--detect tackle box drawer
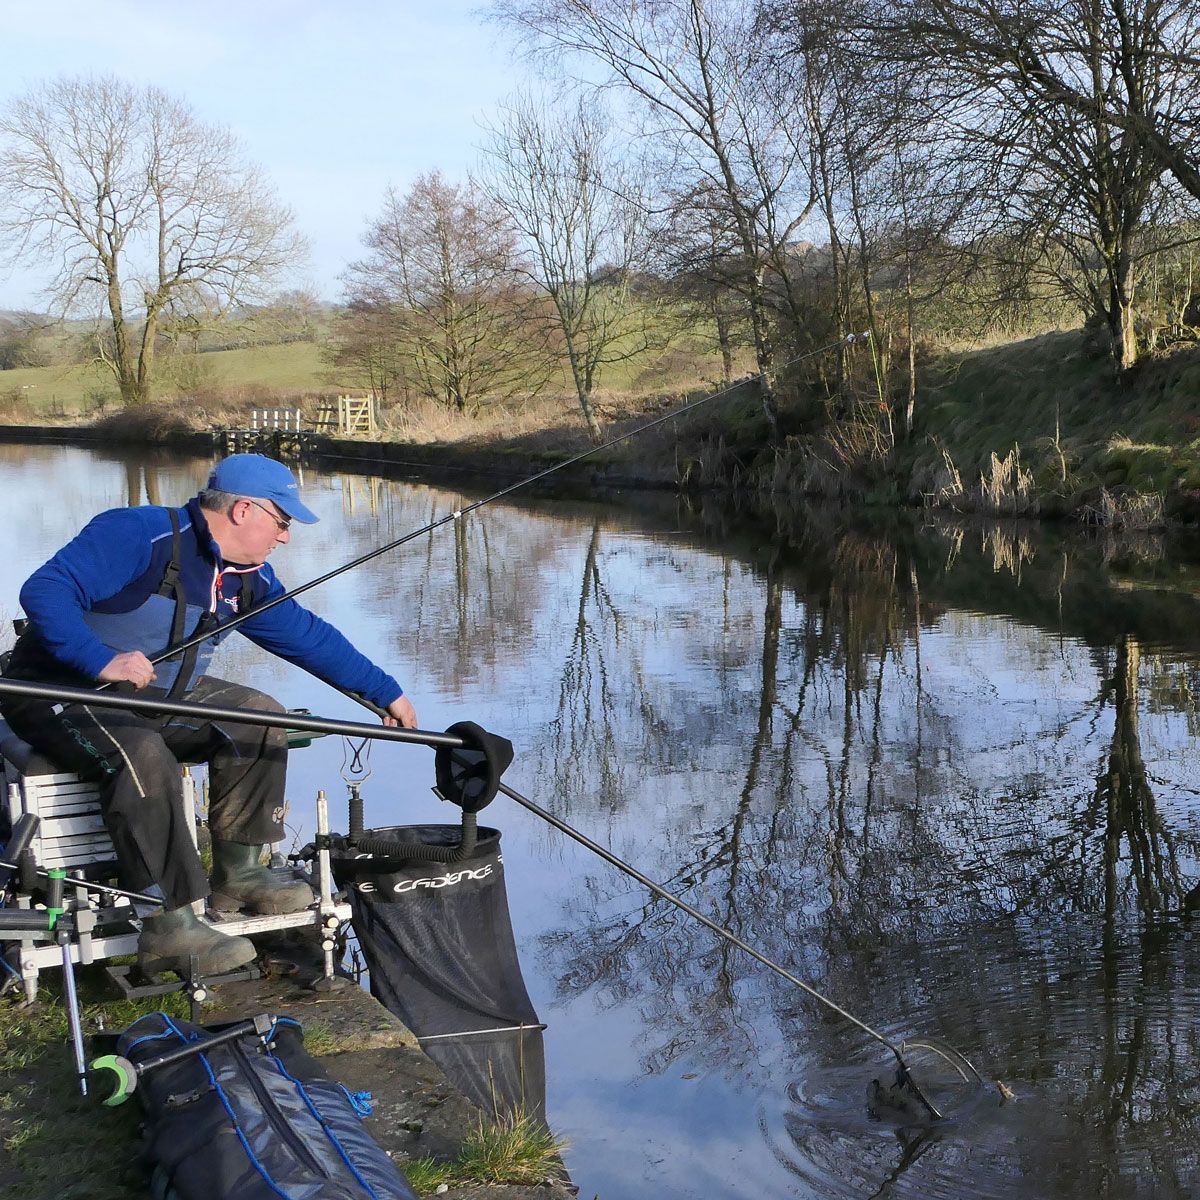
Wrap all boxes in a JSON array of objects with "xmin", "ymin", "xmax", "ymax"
[{"xmin": 1, "ymin": 723, "xmax": 115, "ymax": 872}]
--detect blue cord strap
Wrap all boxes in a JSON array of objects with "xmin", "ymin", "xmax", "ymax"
[
  {"xmin": 150, "ymin": 1014, "xmax": 297, "ymax": 1200},
  {"xmin": 341, "ymin": 1085, "xmax": 374, "ymax": 1117}
]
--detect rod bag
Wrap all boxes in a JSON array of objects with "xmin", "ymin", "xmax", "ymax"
[
  {"xmin": 332, "ymin": 824, "xmax": 546, "ymax": 1119},
  {"xmin": 111, "ymin": 1011, "xmax": 418, "ymax": 1200}
]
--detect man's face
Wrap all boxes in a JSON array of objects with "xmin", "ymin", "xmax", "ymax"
[{"xmin": 239, "ymin": 497, "xmax": 292, "ymax": 561}]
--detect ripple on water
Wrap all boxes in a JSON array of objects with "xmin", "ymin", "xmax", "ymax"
[{"xmin": 757, "ymin": 914, "xmax": 1200, "ymax": 1199}]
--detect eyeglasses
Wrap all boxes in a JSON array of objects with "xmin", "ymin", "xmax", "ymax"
[{"xmin": 248, "ymin": 499, "xmax": 291, "ymax": 532}]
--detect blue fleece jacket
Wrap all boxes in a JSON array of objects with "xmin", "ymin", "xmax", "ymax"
[{"xmin": 16, "ymin": 499, "xmax": 403, "ymax": 708}]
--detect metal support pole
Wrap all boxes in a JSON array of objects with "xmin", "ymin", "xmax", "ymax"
[
  {"xmin": 60, "ymin": 936, "xmax": 87, "ymax": 1096},
  {"xmin": 316, "ymin": 790, "xmax": 336, "ymax": 982}
]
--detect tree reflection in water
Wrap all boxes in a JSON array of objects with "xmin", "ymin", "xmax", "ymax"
[
  {"xmin": 528, "ymin": 507, "xmax": 1200, "ymax": 1197},
  {"xmin": 4, "ymin": 453, "xmax": 1200, "ymax": 1197}
]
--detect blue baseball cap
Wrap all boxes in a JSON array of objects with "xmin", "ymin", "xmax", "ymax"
[{"xmin": 207, "ymin": 454, "xmax": 320, "ymax": 524}]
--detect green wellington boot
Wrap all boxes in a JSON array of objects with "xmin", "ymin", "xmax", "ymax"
[
  {"xmin": 209, "ymin": 839, "xmax": 315, "ymax": 915},
  {"xmin": 137, "ymin": 905, "xmax": 257, "ymax": 976}
]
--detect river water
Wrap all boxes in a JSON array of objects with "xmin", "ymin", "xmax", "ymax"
[{"xmin": 2, "ymin": 442, "xmax": 1200, "ymax": 1199}]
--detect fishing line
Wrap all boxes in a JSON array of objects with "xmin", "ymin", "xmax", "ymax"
[
  {"xmin": 132, "ymin": 332, "xmax": 872, "ymax": 677},
  {"xmin": 8, "ymin": 333, "xmax": 983, "ymax": 1114},
  {"xmin": 0, "ymin": 677, "xmax": 979, "ymax": 1119}
]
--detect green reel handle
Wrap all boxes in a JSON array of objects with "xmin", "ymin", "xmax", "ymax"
[{"xmin": 89, "ymin": 1054, "xmax": 136, "ymax": 1106}]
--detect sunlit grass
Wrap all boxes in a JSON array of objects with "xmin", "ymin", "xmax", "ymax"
[
  {"xmin": 402, "ymin": 1108, "xmax": 568, "ymax": 1194},
  {"xmin": 298, "ymin": 1020, "xmax": 339, "ymax": 1056}
]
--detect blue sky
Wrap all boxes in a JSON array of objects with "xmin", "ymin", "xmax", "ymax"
[{"xmin": 0, "ymin": 0, "xmax": 528, "ymax": 309}]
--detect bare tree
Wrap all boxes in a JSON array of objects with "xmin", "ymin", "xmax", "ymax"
[
  {"xmin": 345, "ymin": 172, "xmax": 546, "ymax": 413},
  {"xmin": 240, "ymin": 288, "xmax": 324, "ymax": 346},
  {"xmin": 872, "ymin": 0, "xmax": 1200, "ymax": 370},
  {"xmin": 0, "ymin": 75, "xmax": 304, "ymax": 405},
  {"xmin": 0, "ymin": 312, "xmax": 52, "ymax": 370},
  {"xmin": 493, "ymin": 0, "xmax": 818, "ymax": 438},
  {"xmin": 482, "ymin": 94, "xmax": 653, "ymax": 441},
  {"xmin": 322, "ymin": 299, "xmax": 410, "ymax": 405},
  {"xmin": 655, "ymin": 183, "xmax": 753, "ymax": 385}
]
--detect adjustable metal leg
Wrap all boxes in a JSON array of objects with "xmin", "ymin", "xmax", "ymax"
[
  {"xmin": 313, "ymin": 790, "xmax": 350, "ymax": 991},
  {"xmin": 60, "ymin": 935, "xmax": 87, "ymax": 1096},
  {"xmin": 16, "ymin": 899, "xmax": 38, "ymax": 1004},
  {"xmin": 72, "ymin": 878, "xmax": 94, "ymax": 965}
]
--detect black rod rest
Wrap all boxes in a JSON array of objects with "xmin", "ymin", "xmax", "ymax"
[{"xmin": 0, "ymin": 812, "xmax": 39, "ymax": 896}]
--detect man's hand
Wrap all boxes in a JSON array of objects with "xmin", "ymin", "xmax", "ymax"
[
  {"xmin": 383, "ymin": 695, "xmax": 417, "ymax": 729},
  {"xmin": 98, "ymin": 650, "xmax": 157, "ymax": 690}
]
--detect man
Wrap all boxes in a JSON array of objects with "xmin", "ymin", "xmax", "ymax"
[{"xmin": 0, "ymin": 453, "xmax": 417, "ymax": 976}]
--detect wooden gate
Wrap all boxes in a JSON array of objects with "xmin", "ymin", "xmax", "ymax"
[{"xmin": 312, "ymin": 395, "xmax": 378, "ymax": 436}]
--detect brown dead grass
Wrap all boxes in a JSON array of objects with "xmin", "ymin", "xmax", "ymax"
[
  {"xmin": 380, "ymin": 391, "xmax": 588, "ymax": 445},
  {"xmin": 378, "ymin": 384, "xmax": 754, "ymax": 477}
]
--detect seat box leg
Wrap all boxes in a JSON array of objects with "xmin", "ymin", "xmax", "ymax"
[{"xmin": 19, "ymin": 941, "xmax": 38, "ymax": 1003}]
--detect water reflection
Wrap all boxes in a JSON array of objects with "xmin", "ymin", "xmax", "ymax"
[
  {"xmin": 517, "ymin": 504, "xmax": 1200, "ymax": 1197},
  {"xmin": 1, "ymin": 446, "xmax": 1199, "ymax": 1198},
  {"xmin": 1096, "ymin": 634, "xmax": 1185, "ymax": 918}
]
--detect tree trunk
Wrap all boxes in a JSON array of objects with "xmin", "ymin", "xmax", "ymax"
[
  {"xmin": 714, "ymin": 300, "xmax": 733, "ymax": 384},
  {"xmin": 903, "ymin": 254, "xmax": 917, "ymax": 438},
  {"xmin": 564, "ymin": 330, "xmax": 603, "ymax": 442},
  {"xmin": 134, "ymin": 308, "xmax": 160, "ymax": 406},
  {"xmin": 105, "ymin": 277, "xmax": 140, "ymax": 407},
  {"xmin": 746, "ymin": 268, "xmax": 779, "ymax": 439},
  {"xmin": 1110, "ymin": 293, "xmax": 1138, "ymax": 372}
]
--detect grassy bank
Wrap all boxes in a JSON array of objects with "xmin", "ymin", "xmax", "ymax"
[
  {"xmin": 4, "ymin": 326, "xmax": 1199, "ymax": 525},
  {"xmin": 0, "ymin": 964, "xmax": 570, "ymax": 1200},
  {"xmin": 905, "ymin": 331, "xmax": 1200, "ymax": 521},
  {"xmin": 0, "ymin": 975, "xmax": 189, "ymax": 1200}
]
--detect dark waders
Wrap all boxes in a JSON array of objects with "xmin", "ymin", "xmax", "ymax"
[{"xmin": 0, "ymin": 676, "xmax": 288, "ymax": 909}]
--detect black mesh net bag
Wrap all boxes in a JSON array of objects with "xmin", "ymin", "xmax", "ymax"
[{"xmin": 331, "ymin": 824, "xmax": 545, "ymax": 1120}]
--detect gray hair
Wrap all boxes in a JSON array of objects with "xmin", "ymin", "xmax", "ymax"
[{"xmin": 197, "ymin": 487, "xmax": 244, "ymax": 514}]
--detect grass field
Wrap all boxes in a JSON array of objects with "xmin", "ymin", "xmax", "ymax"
[
  {"xmin": 0, "ymin": 310, "xmax": 744, "ymax": 419},
  {"xmin": 198, "ymin": 342, "xmax": 329, "ymax": 391},
  {"xmin": 0, "ymin": 342, "xmax": 332, "ymax": 418}
]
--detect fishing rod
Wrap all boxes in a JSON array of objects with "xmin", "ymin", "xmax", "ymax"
[
  {"xmin": 130, "ymin": 332, "xmax": 871, "ymax": 676},
  {"xmin": 0, "ymin": 675, "xmax": 958, "ymax": 1119}
]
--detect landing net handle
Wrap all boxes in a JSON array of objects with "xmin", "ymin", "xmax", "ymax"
[{"xmin": 0, "ymin": 676, "xmax": 967, "ymax": 1118}]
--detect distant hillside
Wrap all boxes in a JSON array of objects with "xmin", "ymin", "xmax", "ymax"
[{"xmin": 0, "ymin": 341, "xmax": 330, "ymax": 418}]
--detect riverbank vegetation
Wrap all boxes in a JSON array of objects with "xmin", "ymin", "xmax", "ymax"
[
  {"xmin": 403, "ymin": 1109, "xmax": 568, "ymax": 1195},
  {"xmin": 4, "ymin": 3, "xmax": 1200, "ymax": 523}
]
